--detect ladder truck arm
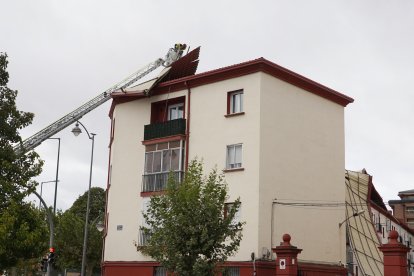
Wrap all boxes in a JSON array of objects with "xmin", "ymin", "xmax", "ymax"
[{"xmin": 15, "ymin": 44, "xmax": 187, "ymax": 154}]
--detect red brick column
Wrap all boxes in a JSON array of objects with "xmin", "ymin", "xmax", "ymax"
[
  {"xmin": 272, "ymin": 234, "xmax": 302, "ymax": 276},
  {"xmin": 378, "ymin": 230, "xmax": 410, "ymax": 276}
]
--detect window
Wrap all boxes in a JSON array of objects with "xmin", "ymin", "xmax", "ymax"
[
  {"xmin": 225, "ymin": 202, "xmax": 241, "ymax": 225},
  {"xmin": 407, "ymin": 218, "xmax": 414, "ymax": 227},
  {"xmin": 138, "ymin": 197, "xmax": 151, "ymax": 246},
  {"xmin": 223, "ymin": 267, "xmax": 240, "ymax": 276},
  {"xmin": 226, "ymin": 144, "xmax": 242, "ymax": 169},
  {"xmin": 168, "ymin": 103, "xmax": 184, "ymax": 120},
  {"xmin": 406, "ymin": 206, "xmax": 414, "ymax": 213},
  {"xmin": 154, "ymin": 267, "xmax": 167, "ymax": 276},
  {"xmin": 386, "ymin": 219, "xmax": 391, "ymax": 231},
  {"xmin": 145, "ymin": 141, "xmax": 182, "ymax": 174},
  {"xmin": 142, "ymin": 141, "xmax": 184, "ymax": 192},
  {"xmin": 142, "ymin": 197, "xmax": 151, "ymax": 227},
  {"xmin": 228, "ymin": 90, "xmax": 243, "ymax": 114},
  {"xmin": 151, "ymin": 97, "xmax": 185, "ymax": 123}
]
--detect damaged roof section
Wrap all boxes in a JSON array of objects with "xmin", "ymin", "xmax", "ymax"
[
  {"xmin": 109, "ymin": 47, "xmax": 201, "ymax": 117},
  {"xmin": 160, "ymin": 46, "xmax": 200, "ymax": 82},
  {"xmin": 345, "ymin": 170, "xmax": 384, "ymax": 276}
]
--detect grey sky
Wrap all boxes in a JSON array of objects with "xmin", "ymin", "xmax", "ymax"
[{"xmin": 2, "ymin": 0, "xmax": 414, "ymax": 210}]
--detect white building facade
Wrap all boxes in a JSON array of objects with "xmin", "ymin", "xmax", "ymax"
[{"xmin": 102, "ymin": 55, "xmax": 354, "ymax": 275}]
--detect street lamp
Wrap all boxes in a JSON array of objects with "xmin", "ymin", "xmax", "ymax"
[
  {"xmin": 47, "ymin": 137, "xmax": 61, "ymax": 216},
  {"xmin": 71, "ymin": 121, "xmax": 96, "ymax": 276},
  {"xmin": 38, "ymin": 180, "xmax": 59, "ymax": 209},
  {"xmin": 339, "ymin": 209, "xmax": 365, "ymax": 228}
]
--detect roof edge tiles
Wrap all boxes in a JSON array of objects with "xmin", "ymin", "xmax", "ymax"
[{"xmin": 154, "ymin": 57, "xmax": 354, "ymax": 107}]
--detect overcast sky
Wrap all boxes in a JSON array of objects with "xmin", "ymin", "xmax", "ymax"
[{"xmin": 2, "ymin": 0, "xmax": 414, "ymax": 211}]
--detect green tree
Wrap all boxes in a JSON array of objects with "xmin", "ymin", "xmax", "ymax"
[
  {"xmin": 138, "ymin": 160, "xmax": 244, "ymax": 276},
  {"xmin": 0, "ymin": 53, "xmax": 43, "ymax": 207},
  {"xmin": 0, "ymin": 52, "xmax": 45, "ymax": 271},
  {"xmin": 0, "ymin": 200, "xmax": 48, "ymax": 271},
  {"xmin": 54, "ymin": 187, "xmax": 105, "ymax": 276}
]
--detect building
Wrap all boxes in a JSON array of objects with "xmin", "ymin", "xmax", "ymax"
[
  {"xmin": 389, "ymin": 189, "xmax": 414, "ymax": 230},
  {"xmin": 345, "ymin": 170, "xmax": 414, "ymax": 276},
  {"xmin": 102, "ymin": 48, "xmax": 354, "ymax": 275}
]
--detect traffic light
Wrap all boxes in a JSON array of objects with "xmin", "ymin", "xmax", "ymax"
[{"xmin": 48, "ymin": 247, "xmax": 56, "ymax": 265}]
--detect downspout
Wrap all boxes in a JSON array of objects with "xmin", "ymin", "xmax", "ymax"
[
  {"xmin": 102, "ymin": 116, "xmax": 115, "ymax": 271},
  {"xmin": 271, "ymin": 200, "xmax": 277, "ymax": 250},
  {"xmin": 184, "ymin": 81, "xmax": 191, "ymax": 169}
]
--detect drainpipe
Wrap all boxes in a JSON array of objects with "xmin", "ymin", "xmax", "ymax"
[
  {"xmin": 271, "ymin": 199, "xmax": 277, "ymax": 251},
  {"xmin": 184, "ymin": 81, "xmax": 191, "ymax": 169}
]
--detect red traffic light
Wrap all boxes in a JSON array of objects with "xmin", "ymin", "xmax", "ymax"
[{"xmin": 49, "ymin": 247, "xmax": 55, "ymax": 253}]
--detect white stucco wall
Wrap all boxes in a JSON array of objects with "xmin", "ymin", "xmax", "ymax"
[
  {"xmin": 104, "ymin": 91, "xmax": 187, "ymax": 261},
  {"xmin": 259, "ymin": 73, "xmax": 346, "ymax": 263},
  {"xmin": 188, "ymin": 73, "xmax": 261, "ymax": 261}
]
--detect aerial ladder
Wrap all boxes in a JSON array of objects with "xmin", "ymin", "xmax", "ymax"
[{"xmin": 15, "ymin": 44, "xmax": 187, "ymax": 154}]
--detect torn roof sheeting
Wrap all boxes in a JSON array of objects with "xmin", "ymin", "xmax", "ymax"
[
  {"xmin": 345, "ymin": 170, "xmax": 384, "ymax": 276},
  {"xmin": 160, "ymin": 46, "xmax": 200, "ymax": 82},
  {"xmin": 111, "ymin": 47, "xmax": 200, "ymax": 96}
]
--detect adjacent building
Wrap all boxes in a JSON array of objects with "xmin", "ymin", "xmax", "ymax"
[
  {"xmin": 101, "ymin": 48, "xmax": 355, "ymax": 275},
  {"xmin": 389, "ymin": 189, "xmax": 414, "ymax": 230},
  {"xmin": 345, "ymin": 170, "xmax": 414, "ymax": 276}
]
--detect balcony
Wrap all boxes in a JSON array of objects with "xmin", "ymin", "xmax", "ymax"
[
  {"xmin": 142, "ymin": 171, "xmax": 184, "ymax": 192},
  {"xmin": 144, "ymin": 118, "xmax": 186, "ymax": 141}
]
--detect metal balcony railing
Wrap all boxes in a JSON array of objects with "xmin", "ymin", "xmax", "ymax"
[
  {"xmin": 144, "ymin": 118, "xmax": 186, "ymax": 140},
  {"xmin": 142, "ymin": 171, "xmax": 184, "ymax": 192}
]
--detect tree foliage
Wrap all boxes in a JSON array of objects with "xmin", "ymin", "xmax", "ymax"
[
  {"xmin": 54, "ymin": 187, "xmax": 105, "ymax": 276},
  {"xmin": 138, "ymin": 160, "xmax": 244, "ymax": 276},
  {"xmin": 0, "ymin": 52, "xmax": 43, "ymax": 206},
  {"xmin": 0, "ymin": 52, "xmax": 45, "ymax": 270},
  {"xmin": 0, "ymin": 200, "xmax": 48, "ymax": 271}
]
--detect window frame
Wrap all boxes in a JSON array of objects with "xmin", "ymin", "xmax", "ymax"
[
  {"xmin": 226, "ymin": 90, "xmax": 244, "ymax": 116},
  {"xmin": 168, "ymin": 103, "xmax": 184, "ymax": 121},
  {"xmin": 150, "ymin": 97, "xmax": 185, "ymax": 123},
  {"xmin": 226, "ymin": 144, "xmax": 243, "ymax": 170},
  {"xmin": 144, "ymin": 141, "xmax": 183, "ymax": 174}
]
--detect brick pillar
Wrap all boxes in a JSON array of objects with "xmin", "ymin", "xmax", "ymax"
[
  {"xmin": 378, "ymin": 230, "xmax": 410, "ymax": 276},
  {"xmin": 272, "ymin": 234, "xmax": 302, "ymax": 276}
]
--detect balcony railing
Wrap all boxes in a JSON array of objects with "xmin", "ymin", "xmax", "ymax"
[
  {"xmin": 137, "ymin": 229, "xmax": 151, "ymax": 247},
  {"xmin": 142, "ymin": 171, "xmax": 184, "ymax": 192},
  {"xmin": 144, "ymin": 118, "xmax": 186, "ymax": 141}
]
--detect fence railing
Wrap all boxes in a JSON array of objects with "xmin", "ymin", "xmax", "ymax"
[{"xmin": 144, "ymin": 118, "xmax": 186, "ymax": 140}]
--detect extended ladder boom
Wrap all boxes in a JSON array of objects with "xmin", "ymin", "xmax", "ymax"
[{"xmin": 16, "ymin": 44, "xmax": 187, "ymax": 153}]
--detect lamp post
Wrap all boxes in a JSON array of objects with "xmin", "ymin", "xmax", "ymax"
[
  {"xmin": 39, "ymin": 180, "xmax": 58, "ymax": 209},
  {"xmin": 71, "ymin": 121, "xmax": 96, "ymax": 276},
  {"xmin": 339, "ymin": 209, "xmax": 365, "ymax": 228},
  {"xmin": 47, "ymin": 137, "xmax": 61, "ymax": 216}
]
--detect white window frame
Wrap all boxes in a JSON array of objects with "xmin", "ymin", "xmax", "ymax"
[
  {"xmin": 226, "ymin": 144, "xmax": 242, "ymax": 169},
  {"xmin": 168, "ymin": 103, "xmax": 184, "ymax": 120},
  {"xmin": 144, "ymin": 141, "xmax": 183, "ymax": 174},
  {"xmin": 229, "ymin": 90, "xmax": 243, "ymax": 114}
]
